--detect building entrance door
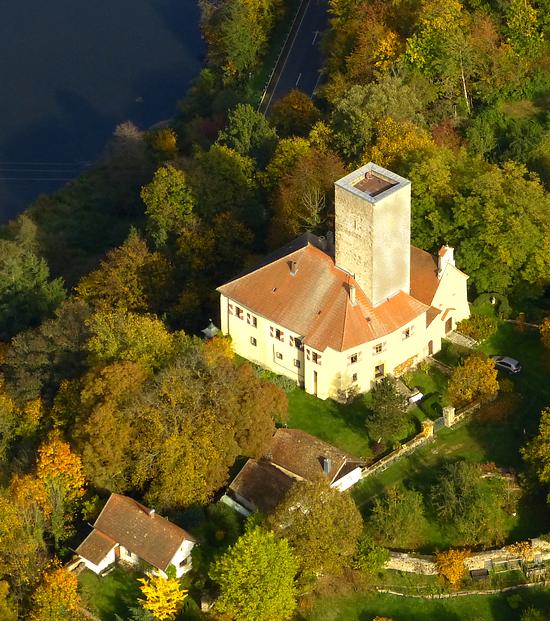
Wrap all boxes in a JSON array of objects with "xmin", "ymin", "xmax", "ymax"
[
  {"xmin": 428, "ymin": 340, "xmax": 433, "ymax": 355},
  {"xmin": 313, "ymin": 371, "xmax": 318, "ymax": 397}
]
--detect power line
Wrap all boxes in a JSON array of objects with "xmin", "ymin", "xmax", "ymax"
[
  {"xmin": 0, "ymin": 177, "xmax": 76, "ymax": 182},
  {"xmin": 0, "ymin": 160, "xmax": 90, "ymax": 166}
]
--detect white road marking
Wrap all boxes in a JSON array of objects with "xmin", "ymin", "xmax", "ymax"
[
  {"xmin": 263, "ymin": 0, "xmax": 312, "ymax": 114},
  {"xmin": 296, "ymin": 73, "xmax": 302, "ymax": 86},
  {"xmin": 312, "ymin": 71, "xmax": 322, "ymax": 95},
  {"xmin": 312, "ymin": 30, "xmax": 319, "ymax": 45}
]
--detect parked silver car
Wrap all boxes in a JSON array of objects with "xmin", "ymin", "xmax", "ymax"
[{"xmin": 490, "ymin": 355, "xmax": 522, "ymax": 374}]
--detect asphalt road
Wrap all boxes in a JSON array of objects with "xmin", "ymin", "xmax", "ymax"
[{"xmin": 261, "ymin": 0, "xmax": 328, "ymax": 115}]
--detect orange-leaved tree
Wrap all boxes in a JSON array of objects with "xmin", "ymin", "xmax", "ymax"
[
  {"xmin": 29, "ymin": 567, "xmax": 82, "ymax": 621},
  {"xmin": 436, "ymin": 549, "xmax": 470, "ymax": 587},
  {"xmin": 36, "ymin": 434, "xmax": 86, "ymax": 548}
]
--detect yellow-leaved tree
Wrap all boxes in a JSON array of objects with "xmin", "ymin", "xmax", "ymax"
[
  {"xmin": 435, "ymin": 549, "xmax": 470, "ymax": 587},
  {"xmin": 447, "ymin": 355, "xmax": 499, "ymax": 407},
  {"xmin": 366, "ymin": 117, "xmax": 435, "ymax": 170},
  {"xmin": 138, "ymin": 574, "xmax": 187, "ymax": 621},
  {"xmin": 37, "ymin": 434, "xmax": 86, "ymax": 503}
]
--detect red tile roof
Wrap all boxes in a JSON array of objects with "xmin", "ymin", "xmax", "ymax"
[
  {"xmin": 80, "ymin": 494, "xmax": 195, "ymax": 572},
  {"xmin": 268, "ymin": 428, "xmax": 362, "ymax": 483},
  {"xmin": 218, "ymin": 244, "xmax": 430, "ymax": 352},
  {"xmin": 229, "ymin": 459, "xmax": 295, "ymax": 514},
  {"xmin": 410, "ymin": 246, "xmax": 440, "ymax": 306},
  {"xmin": 76, "ymin": 529, "xmax": 116, "ymax": 566},
  {"xmin": 228, "ymin": 429, "xmax": 364, "ymax": 514}
]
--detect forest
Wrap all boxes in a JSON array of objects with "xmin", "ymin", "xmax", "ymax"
[{"xmin": 0, "ymin": 0, "xmax": 549, "ymax": 619}]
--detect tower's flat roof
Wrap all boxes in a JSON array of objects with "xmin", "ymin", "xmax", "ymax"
[{"xmin": 335, "ymin": 162, "xmax": 410, "ymax": 202}]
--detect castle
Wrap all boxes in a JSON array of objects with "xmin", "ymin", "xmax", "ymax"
[{"xmin": 217, "ymin": 163, "xmax": 469, "ymax": 400}]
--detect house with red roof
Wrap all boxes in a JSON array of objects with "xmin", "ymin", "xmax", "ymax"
[
  {"xmin": 76, "ymin": 493, "xmax": 196, "ymax": 578},
  {"xmin": 222, "ymin": 428, "xmax": 365, "ymax": 516},
  {"xmin": 217, "ymin": 163, "xmax": 469, "ymax": 400}
]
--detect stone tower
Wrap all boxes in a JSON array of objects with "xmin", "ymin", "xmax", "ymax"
[{"xmin": 334, "ymin": 163, "xmax": 411, "ymax": 307}]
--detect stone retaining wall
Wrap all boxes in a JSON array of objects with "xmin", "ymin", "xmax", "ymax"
[{"xmin": 383, "ymin": 539, "xmax": 550, "ymax": 576}]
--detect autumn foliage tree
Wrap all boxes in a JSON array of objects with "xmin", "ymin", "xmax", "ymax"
[
  {"xmin": 267, "ymin": 480, "xmax": 363, "ymax": 578},
  {"xmin": 28, "ymin": 567, "xmax": 82, "ymax": 621},
  {"xmin": 447, "ymin": 354, "xmax": 498, "ymax": 407},
  {"xmin": 76, "ymin": 336, "xmax": 286, "ymax": 508},
  {"xmin": 268, "ymin": 147, "xmax": 345, "ymax": 247},
  {"xmin": 270, "ymin": 90, "xmax": 321, "ymax": 137},
  {"xmin": 435, "ymin": 549, "xmax": 470, "ymax": 587},
  {"xmin": 75, "ymin": 232, "xmax": 171, "ymax": 314},
  {"xmin": 138, "ymin": 575, "xmax": 187, "ymax": 621}
]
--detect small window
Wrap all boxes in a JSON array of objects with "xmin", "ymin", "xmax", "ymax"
[
  {"xmin": 312, "ymin": 352, "xmax": 319, "ymax": 364},
  {"xmin": 403, "ymin": 327, "xmax": 411, "ymax": 340},
  {"xmin": 250, "ymin": 336, "xmax": 257, "ymax": 346},
  {"xmin": 236, "ymin": 306, "xmax": 244, "ymax": 320},
  {"xmin": 275, "ymin": 352, "xmax": 283, "ymax": 360},
  {"xmin": 294, "ymin": 337, "xmax": 302, "ymax": 349},
  {"xmin": 275, "ymin": 328, "xmax": 284, "ymax": 342},
  {"xmin": 374, "ymin": 343, "xmax": 383, "ymax": 354},
  {"xmin": 350, "ymin": 353, "xmax": 358, "ymax": 364},
  {"xmin": 375, "ymin": 364, "xmax": 385, "ymax": 379},
  {"xmin": 228, "ymin": 303, "xmax": 234, "ymax": 315},
  {"xmin": 247, "ymin": 313, "xmax": 257, "ymax": 327},
  {"xmin": 294, "ymin": 359, "xmax": 301, "ymax": 368},
  {"xmin": 352, "ymin": 373, "xmax": 358, "ymax": 382}
]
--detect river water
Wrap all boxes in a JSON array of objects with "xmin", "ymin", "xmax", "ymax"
[{"xmin": 0, "ymin": 0, "xmax": 203, "ymax": 221}]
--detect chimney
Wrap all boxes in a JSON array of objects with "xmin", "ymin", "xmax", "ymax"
[
  {"xmin": 322, "ymin": 457, "xmax": 331, "ymax": 475},
  {"xmin": 289, "ymin": 260, "xmax": 298, "ymax": 276},
  {"xmin": 437, "ymin": 245, "xmax": 455, "ymax": 279},
  {"xmin": 349, "ymin": 284, "xmax": 357, "ymax": 307}
]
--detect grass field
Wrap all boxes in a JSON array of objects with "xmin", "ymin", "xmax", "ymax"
[
  {"xmin": 79, "ymin": 567, "xmax": 142, "ymax": 621},
  {"xmin": 78, "ymin": 567, "xmax": 202, "ymax": 621},
  {"xmin": 300, "ymin": 588, "xmax": 550, "ymax": 621},
  {"xmin": 287, "ymin": 389, "xmax": 373, "ymax": 458}
]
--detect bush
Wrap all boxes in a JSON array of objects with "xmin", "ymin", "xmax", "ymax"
[
  {"xmin": 353, "ymin": 535, "xmax": 389, "ymax": 574},
  {"xmin": 457, "ymin": 315, "xmax": 498, "ymax": 341},
  {"xmin": 251, "ymin": 364, "xmax": 297, "ymax": 393},
  {"xmin": 473, "ymin": 293, "xmax": 511, "ymax": 319}
]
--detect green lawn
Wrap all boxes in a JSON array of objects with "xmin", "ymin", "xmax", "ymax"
[
  {"xmin": 79, "ymin": 567, "xmax": 142, "ymax": 621},
  {"xmin": 478, "ymin": 322, "xmax": 550, "ymax": 425},
  {"xmin": 287, "ymin": 390, "xmax": 373, "ymax": 458},
  {"xmin": 406, "ymin": 366, "xmax": 449, "ymax": 420},
  {"xmin": 79, "ymin": 567, "xmax": 202, "ymax": 621},
  {"xmin": 352, "ymin": 390, "xmax": 550, "ymax": 551},
  {"xmin": 300, "ymin": 588, "xmax": 550, "ymax": 621}
]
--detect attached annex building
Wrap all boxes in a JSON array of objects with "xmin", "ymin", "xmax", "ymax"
[
  {"xmin": 222, "ymin": 428, "xmax": 364, "ymax": 516},
  {"xmin": 217, "ymin": 163, "xmax": 469, "ymax": 400}
]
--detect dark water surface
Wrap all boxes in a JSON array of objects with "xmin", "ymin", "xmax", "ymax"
[{"xmin": 0, "ymin": 0, "xmax": 203, "ymax": 221}]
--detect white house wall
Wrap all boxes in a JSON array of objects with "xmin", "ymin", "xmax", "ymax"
[
  {"xmin": 81, "ymin": 546, "xmax": 116, "ymax": 575},
  {"xmin": 431, "ymin": 265, "xmax": 470, "ymax": 334},
  {"xmin": 169, "ymin": 539, "xmax": 195, "ymax": 578},
  {"xmin": 331, "ymin": 467, "xmax": 362, "ymax": 491}
]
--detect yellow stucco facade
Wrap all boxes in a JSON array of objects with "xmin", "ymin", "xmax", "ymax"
[{"xmin": 218, "ymin": 164, "xmax": 470, "ymax": 400}]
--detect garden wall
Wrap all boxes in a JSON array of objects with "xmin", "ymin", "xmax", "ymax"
[{"xmin": 384, "ymin": 539, "xmax": 550, "ymax": 575}]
